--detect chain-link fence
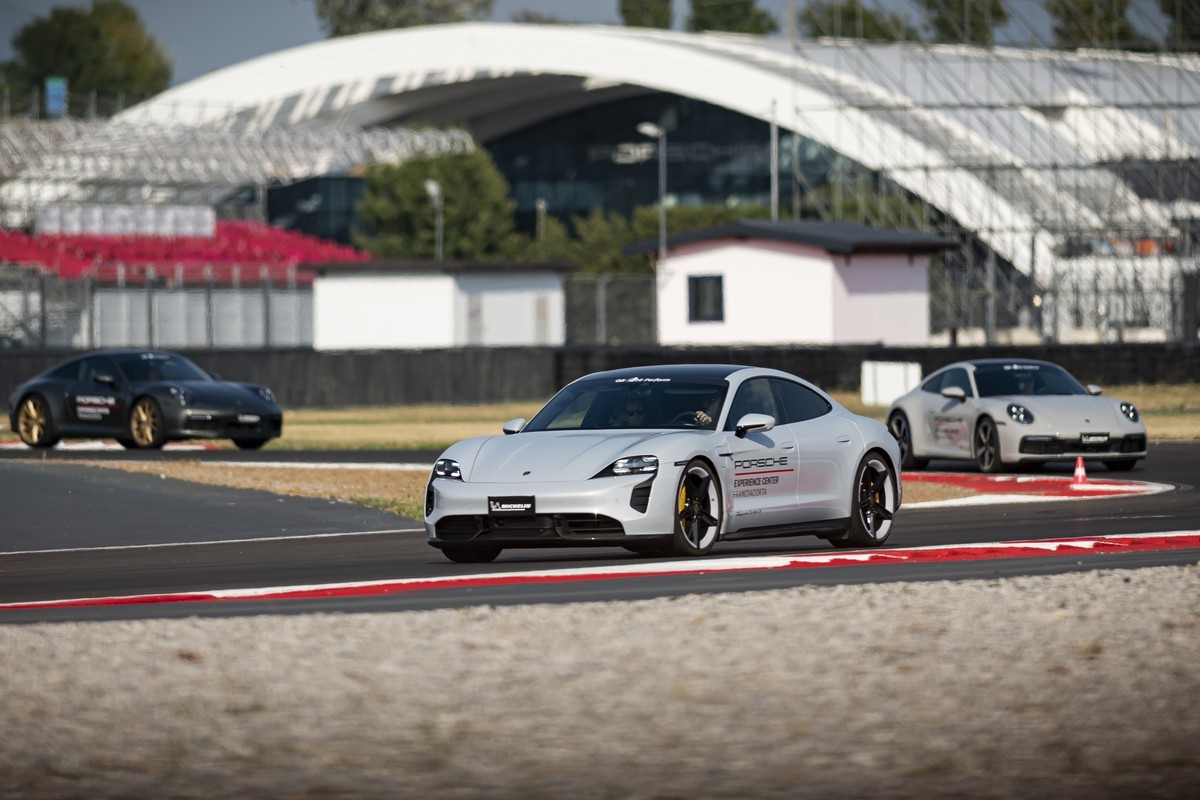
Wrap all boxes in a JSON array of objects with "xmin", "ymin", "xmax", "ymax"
[
  {"xmin": 4, "ymin": 263, "xmax": 1198, "ymax": 351},
  {"xmin": 565, "ymin": 274, "xmax": 656, "ymax": 345},
  {"xmin": 0, "ymin": 265, "xmax": 310, "ymax": 349},
  {"xmin": 928, "ymin": 254, "xmax": 1200, "ymax": 346}
]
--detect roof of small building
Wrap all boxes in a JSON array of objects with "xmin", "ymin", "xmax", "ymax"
[
  {"xmin": 304, "ymin": 259, "xmax": 576, "ymax": 276},
  {"xmin": 624, "ymin": 219, "xmax": 958, "ymax": 257}
]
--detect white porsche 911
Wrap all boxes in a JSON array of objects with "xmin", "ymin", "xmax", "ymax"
[
  {"xmin": 425, "ymin": 365, "xmax": 902, "ymax": 563},
  {"xmin": 887, "ymin": 358, "xmax": 1147, "ymax": 474}
]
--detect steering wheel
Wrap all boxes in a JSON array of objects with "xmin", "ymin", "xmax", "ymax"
[{"xmin": 671, "ymin": 411, "xmax": 704, "ymax": 426}]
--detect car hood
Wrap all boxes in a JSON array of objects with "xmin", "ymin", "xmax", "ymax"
[
  {"xmin": 991, "ymin": 394, "xmax": 1124, "ymax": 429},
  {"xmin": 455, "ymin": 430, "xmax": 691, "ymax": 483}
]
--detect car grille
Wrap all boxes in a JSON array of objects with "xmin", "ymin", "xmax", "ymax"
[
  {"xmin": 1019, "ymin": 434, "xmax": 1146, "ymax": 456},
  {"xmin": 435, "ymin": 514, "xmax": 626, "ymax": 542},
  {"xmin": 186, "ymin": 412, "xmax": 282, "ymax": 437}
]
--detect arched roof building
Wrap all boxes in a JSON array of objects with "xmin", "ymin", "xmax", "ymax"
[{"xmin": 7, "ymin": 22, "xmax": 1200, "ymax": 339}]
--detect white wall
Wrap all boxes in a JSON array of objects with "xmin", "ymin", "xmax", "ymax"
[
  {"xmin": 454, "ymin": 273, "xmax": 565, "ymax": 346},
  {"xmin": 831, "ymin": 254, "xmax": 929, "ymax": 345},
  {"xmin": 313, "ymin": 274, "xmax": 456, "ymax": 350},
  {"xmin": 657, "ymin": 241, "xmax": 835, "ymax": 345}
]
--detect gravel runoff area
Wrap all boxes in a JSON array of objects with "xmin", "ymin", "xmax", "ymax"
[{"xmin": 2, "ymin": 564, "xmax": 1198, "ymax": 799}]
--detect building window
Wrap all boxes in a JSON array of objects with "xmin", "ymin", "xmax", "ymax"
[{"xmin": 688, "ymin": 275, "xmax": 724, "ymax": 322}]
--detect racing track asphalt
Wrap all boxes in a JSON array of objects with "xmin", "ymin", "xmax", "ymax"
[{"xmin": 0, "ymin": 441, "xmax": 1197, "ymax": 623}]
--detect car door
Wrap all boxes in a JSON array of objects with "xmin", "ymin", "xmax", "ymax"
[
  {"xmin": 724, "ymin": 377, "xmax": 800, "ymax": 530},
  {"xmin": 65, "ymin": 355, "xmax": 127, "ymax": 436},
  {"xmin": 772, "ymin": 378, "xmax": 861, "ymax": 523},
  {"xmin": 921, "ymin": 367, "xmax": 973, "ymax": 458}
]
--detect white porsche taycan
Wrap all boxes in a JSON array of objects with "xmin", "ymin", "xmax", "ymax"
[
  {"xmin": 887, "ymin": 358, "xmax": 1147, "ymax": 474},
  {"xmin": 425, "ymin": 365, "xmax": 902, "ymax": 563}
]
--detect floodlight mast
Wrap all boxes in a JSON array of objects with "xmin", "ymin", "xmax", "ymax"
[{"xmin": 636, "ymin": 122, "xmax": 667, "ymax": 271}]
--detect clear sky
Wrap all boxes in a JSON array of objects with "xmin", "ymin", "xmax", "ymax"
[{"xmin": 0, "ymin": 0, "xmax": 1169, "ymax": 87}]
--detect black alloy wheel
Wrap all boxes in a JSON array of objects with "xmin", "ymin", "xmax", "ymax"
[{"xmin": 671, "ymin": 459, "xmax": 722, "ymax": 556}]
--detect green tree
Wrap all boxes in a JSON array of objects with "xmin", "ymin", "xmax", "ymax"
[
  {"xmin": 520, "ymin": 213, "xmax": 576, "ymax": 261},
  {"xmin": 3, "ymin": 0, "xmax": 171, "ymax": 108},
  {"xmin": 567, "ymin": 208, "xmax": 641, "ymax": 273},
  {"xmin": 687, "ymin": 0, "xmax": 779, "ymax": 34},
  {"xmin": 354, "ymin": 147, "xmax": 524, "ymax": 260},
  {"xmin": 1160, "ymin": 0, "xmax": 1200, "ymax": 50},
  {"xmin": 1044, "ymin": 0, "xmax": 1153, "ymax": 49},
  {"xmin": 315, "ymin": 0, "xmax": 494, "ymax": 36},
  {"xmin": 620, "ymin": 0, "xmax": 672, "ymax": 29},
  {"xmin": 798, "ymin": 0, "xmax": 921, "ymax": 41},
  {"xmin": 566, "ymin": 204, "xmax": 771, "ymax": 274},
  {"xmin": 918, "ymin": 0, "xmax": 1007, "ymax": 45}
]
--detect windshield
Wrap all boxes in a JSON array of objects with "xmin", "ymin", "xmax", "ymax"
[
  {"xmin": 973, "ymin": 363, "xmax": 1088, "ymax": 397},
  {"xmin": 523, "ymin": 376, "xmax": 729, "ymax": 432},
  {"xmin": 115, "ymin": 353, "xmax": 213, "ymax": 383}
]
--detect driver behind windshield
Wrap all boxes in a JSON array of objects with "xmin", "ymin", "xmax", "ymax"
[{"xmin": 610, "ymin": 398, "xmax": 648, "ymax": 428}]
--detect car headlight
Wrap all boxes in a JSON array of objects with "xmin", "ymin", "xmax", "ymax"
[
  {"xmin": 255, "ymin": 386, "xmax": 275, "ymax": 403},
  {"xmin": 593, "ymin": 455, "xmax": 659, "ymax": 478},
  {"xmin": 168, "ymin": 386, "xmax": 194, "ymax": 407},
  {"xmin": 1007, "ymin": 403, "xmax": 1034, "ymax": 424},
  {"xmin": 432, "ymin": 458, "xmax": 462, "ymax": 480},
  {"xmin": 1120, "ymin": 402, "xmax": 1139, "ymax": 423}
]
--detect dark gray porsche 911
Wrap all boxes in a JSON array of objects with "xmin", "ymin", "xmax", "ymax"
[{"xmin": 7, "ymin": 349, "xmax": 282, "ymax": 450}]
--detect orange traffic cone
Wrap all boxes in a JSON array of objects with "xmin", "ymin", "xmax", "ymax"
[{"xmin": 1073, "ymin": 457, "xmax": 1088, "ymax": 484}]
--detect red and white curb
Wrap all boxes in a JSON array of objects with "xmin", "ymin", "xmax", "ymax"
[
  {"xmin": 904, "ymin": 471, "xmax": 1171, "ymax": 508},
  {"xmin": 4, "ymin": 531, "xmax": 1198, "ymax": 612}
]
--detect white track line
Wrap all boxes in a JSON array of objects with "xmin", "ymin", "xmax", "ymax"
[
  {"xmin": 5, "ymin": 531, "xmax": 1199, "ymax": 610},
  {"xmin": 0, "ymin": 528, "xmax": 425, "ymax": 557}
]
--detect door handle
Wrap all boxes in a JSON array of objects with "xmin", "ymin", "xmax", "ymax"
[
  {"xmin": 782, "ymin": 444, "xmax": 795, "ymax": 450},
  {"xmin": 836, "ymin": 435, "xmax": 852, "ymax": 444}
]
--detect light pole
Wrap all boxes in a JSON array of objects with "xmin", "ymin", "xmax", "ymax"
[
  {"xmin": 637, "ymin": 122, "xmax": 667, "ymax": 269},
  {"xmin": 535, "ymin": 197, "xmax": 547, "ymax": 259},
  {"xmin": 424, "ymin": 178, "xmax": 444, "ymax": 261}
]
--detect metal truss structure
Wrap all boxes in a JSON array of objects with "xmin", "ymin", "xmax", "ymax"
[
  {"xmin": 2, "ymin": 6, "xmax": 1199, "ymax": 343},
  {"xmin": 0, "ymin": 115, "xmax": 473, "ymax": 223}
]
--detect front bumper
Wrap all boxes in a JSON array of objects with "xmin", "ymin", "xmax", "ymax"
[
  {"xmin": 426, "ymin": 473, "xmax": 667, "ymax": 548},
  {"xmin": 173, "ymin": 409, "xmax": 283, "ymax": 441},
  {"xmin": 1016, "ymin": 433, "xmax": 1146, "ymax": 461}
]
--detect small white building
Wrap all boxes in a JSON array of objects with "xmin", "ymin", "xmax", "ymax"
[
  {"xmin": 633, "ymin": 220, "xmax": 956, "ymax": 346},
  {"xmin": 309, "ymin": 261, "xmax": 570, "ymax": 350}
]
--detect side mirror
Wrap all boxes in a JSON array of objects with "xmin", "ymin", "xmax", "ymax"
[
  {"xmin": 502, "ymin": 418, "xmax": 526, "ymax": 435},
  {"xmin": 941, "ymin": 386, "xmax": 967, "ymax": 402},
  {"xmin": 734, "ymin": 413, "xmax": 775, "ymax": 439},
  {"xmin": 1087, "ymin": 384, "xmax": 1102, "ymax": 396}
]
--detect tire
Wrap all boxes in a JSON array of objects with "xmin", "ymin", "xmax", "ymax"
[
  {"xmin": 128, "ymin": 397, "xmax": 166, "ymax": 449},
  {"xmin": 974, "ymin": 416, "xmax": 1003, "ymax": 474},
  {"xmin": 440, "ymin": 545, "xmax": 502, "ymax": 564},
  {"xmin": 830, "ymin": 451, "xmax": 898, "ymax": 549},
  {"xmin": 888, "ymin": 411, "xmax": 928, "ymax": 471},
  {"xmin": 671, "ymin": 459, "xmax": 722, "ymax": 557},
  {"xmin": 16, "ymin": 394, "xmax": 59, "ymax": 448},
  {"xmin": 1103, "ymin": 459, "xmax": 1138, "ymax": 472},
  {"xmin": 233, "ymin": 438, "xmax": 268, "ymax": 450}
]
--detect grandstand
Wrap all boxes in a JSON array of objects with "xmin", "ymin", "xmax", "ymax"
[
  {"xmin": 1, "ymin": 16, "xmax": 1198, "ymax": 347},
  {"xmin": 0, "ymin": 220, "xmax": 366, "ymax": 284}
]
